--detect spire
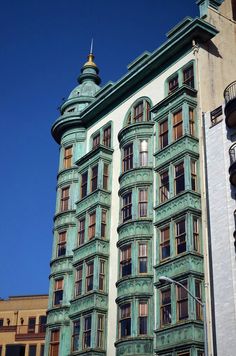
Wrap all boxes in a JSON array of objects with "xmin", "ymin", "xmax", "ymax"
[
  {"xmin": 83, "ymin": 38, "xmax": 97, "ymax": 69},
  {"xmin": 78, "ymin": 39, "xmax": 101, "ymax": 85}
]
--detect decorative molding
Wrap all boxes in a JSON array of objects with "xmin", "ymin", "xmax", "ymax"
[
  {"xmin": 50, "ymin": 256, "xmax": 73, "ymax": 274},
  {"xmin": 154, "ymin": 253, "xmax": 204, "ymax": 282},
  {"xmin": 73, "ymin": 238, "xmax": 109, "ymax": 262},
  {"xmin": 154, "ymin": 191, "xmax": 201, "ymax": 225},
  {"xmin": 69, "ymin": 292, "xmax": 108, "ymax": 316},
  {"xmin": 57, "ymin": 168, "xmax": 79, "ymax": 185},
  {"xmin": 117, "ymin": 219, "xmax": 153, "ymax": 240},
  {"xmin": 118, "ymin": 122, "xmax": 154, "ymax": 146},
  {"xmin": 115, "ymin": 338, "xmax": 153, "ymax": 356},
  {"xmin": 154, "ymin": 135, "xmax": 199, "ymax": 170},
  {"xmin": 76, "ymin": 189, "xmax": 111, "ymax": 216},
  {"xmin": 76, "ymin": 145, "xmax": 113, "ymax": 169},
  {"xmin": 116, "ymin": 276, "xmax": 153, "ymax": 299},
  {"xmin": 154, "ymin": 321, "xmax": 204, "ymax": 350},
  {"xmin": 119, "ymin": 168, "xmax": 153, "ymax": 191}
]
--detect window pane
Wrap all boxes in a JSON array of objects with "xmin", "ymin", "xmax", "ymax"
[
  {"xmin": 176, "ymin": 219, "xmax": 186, "ymax": 254},
  {"xmin": 175, "ymin": 162, "xmax": 185, "ymax": 194},
  {"xmin": 177, "ymin": 281, "xmax": 188, "ymax": 320},
  {"xmin": 93, "ymin": 133, "xmax": 100, "ymax": 148},
  {"xmin": 91, "ymin": 165, "xmax": 98, "ymax": 192},
  {"xmin": 160, "ymin": 170, "xmax": 169, "ymax": 203},
  {"xmin": 120, "ymin": 245, "xmax": 132, "ymax": 277},
  {"xmin": 159, "ymin": 119, "xmax": 168, "ymax": 149},
  {"xmin": 161, "ymin": 288, "xmax": 171, "ymax": 325},
  {"xmin": 103, "ymin": 126, "xmax": 111, "ymax": 147},
  {"xmin": 123, "ymin": 144, "xmax": 133, "ymax": 172},
  {"xmin": 169, "ymin": 76, "xmax": 179, "ymax": 93},
  {"xmin": 122, "ymin": 192, "xmax": 132, "ymax": 222},
  {"xmin": 81, "ymin": 172, "xmax": 88, "ymax": 198},
  {"xmin": 140, "ymin": 139, "xmax": 148, "ymax": 166},
  {"xmin": 160, "ymin": 226, "xmax": 170, "ymax": 260},
  {"xmin": 183, "ymin": 65, "xmax": 194, "ymax": 88},
  {"xmin": 173, "ymin": 110, "xmax": 183, "ymax": 140},
  {"xmin": 120, "ymin": 304, "xmax": 131, "ymax": 337}
]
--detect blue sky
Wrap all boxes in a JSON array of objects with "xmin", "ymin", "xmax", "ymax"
[{"xmin": 0, "ymin": 0, "xmax": 198, "ymax": 298}]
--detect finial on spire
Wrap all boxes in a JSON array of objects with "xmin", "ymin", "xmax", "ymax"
[{"xmin": 90, "ymin": 38, "xmax": 94, "ymax": 54}]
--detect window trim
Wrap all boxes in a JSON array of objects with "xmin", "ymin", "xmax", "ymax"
[{"xmin": 63, "ymin": 145, "xmax": 73, "ymax": 169}]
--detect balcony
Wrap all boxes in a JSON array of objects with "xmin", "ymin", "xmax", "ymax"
[
  {"xmin": 15, "ymin": 324, "xmax": 46, "ymax": 341},
  {"xmin": 229, "ymin": 143, "xmax": 236, "ymax": 186},
  {"xmin": 224, "ymin": 81, "xmax": 236, "ymax": 128}
]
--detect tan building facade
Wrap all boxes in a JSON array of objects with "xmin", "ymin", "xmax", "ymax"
[{"xmin": 0, "ymin": 295, "xmax": 48, "ymax": 356}]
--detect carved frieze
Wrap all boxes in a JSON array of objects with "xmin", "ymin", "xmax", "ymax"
[
  {"xmin": 155, "ymin": 322, "xmax": 204, "ymax": 350},
  {"xmin": 50, "ymin": 257, "xmax": 73, "ymax": 274},
  {"xmin": 69, "ymin": 292, "xmax": 108, "ymax": 316},
  {"xmin": 154, "ymin": 191, "xmax": 201, "ymax": 224},
  {"xmin": 119, "ymin": 168, "xmax": 153, "ymax": 190},
  {"xmin": 76, "ymin": 190, "xmax": 111, "ymax": 216},
  {"xmin": 154, "ymin": 135, "xmax": 199, "ymax": 170},
  {"xmin": 116, "ymin": 277, "xmax": 153, "ymax": 299},
  {"xmin": 57, "ymin": 168, "xmax": 79, "ymax": 186},
  {"xmin": 118, "ymin": 220, "xmax": 153, "ymax": 240},
  {"xmin": 73, "ymin": 238, "xmax": 109, "ymax": 262},
  {"xmin": 47, "ymin": 307, "xmax": 70, "ymax": 325},
  {"xmin": 155, "ymin": 253, "xmax": 204, "ymax": 280},
  {"xmin": 116, "ymin": 338, "xmax": 153, "ymax": 356},
  {"xmin": 54, "ymin": 211, "xmax": 76, "ymax": 228}
]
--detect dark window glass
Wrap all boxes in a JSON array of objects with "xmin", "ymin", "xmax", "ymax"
[
  {"xmin": 177, "ymin": 280, "xmax": 188, "ymax": 320},
  {"xmin": 81, "ymin": 172, "xmax": 88, "ymax": 198},
  {"xmin": 120, "ymin": 304, "xmax": 131, "ymax": 338},
  {"xmin": 183, "ymin": 65, "xmax": 194, "ymax": 88},
  {"xmin": 83, "ymin": 316, "xmax": 91, "ymax": 349},
  {"xmin": 173, "ymin": 110, "xmax": 183, "ymax": 141},
  {"xmin": 123, "ymin": 144, "xmax": 133, "ymax": 172},
  {"xmin": 39, "ymin": 316, "xmax": 47, "ymax": 333},
  {"xmin": 122, "ymin": 192, "xmax": 132, "ymax": 222},
  {"xmin": 78, "ymin": 218, "xmax": 85, "ymax": 245},
  {"xmin": 72, "ymin": 320, "xmax": 80, "ymax": 351},
  {"xmin": 175, "ymin": 162, "xmax": 185, "ymax": 194},
  {"xmin": 28, "ymin": 318, "xmax": 36, "ymax": 333},
  {"xmin": 91, "ymin": 165, "xmax": 98, "ymax": 192},
  {"xmin": 159, "ymin": 119, "xmax": 168, "ymax": 149},
  {"xmin": 89, "ymin": 212, "xmax": 96, "ymax": 239},
  {"xmin": 176, "ymin": 219, "xmax": 186, "ymax": 254},
  {"xmin": 160, "ymin": 226, "xmax": 170, "ymax": 260},
  {"xmin": 103, "ymin": 126, "xmax": 111, "ymax": 147},
  {"xmin": 57, "ymin": 231, "xmax": 66, "ymax": 257},
  {"xmin": 139, "ymin": 302, "xmax": 148, "ymax": 334},
  {"xmin": 60, "ymin": 187, "xmax": 69, "ymax": 212},
  {"xmin": 160, "ymin": 170, "xmax": 169, "ymax": 203},
  {"xmin": 103, "ymin": 164, "xmax": 109, "ymax": 190},
  {"xmin": 54, "ymin": 279, "xmax": 63, "ymax": 306},
  {"xmin": 139, "ymin": 243, "xmax": 147, "ymax": 273},
  {"xmin": 134, "ymin": 102, "xmax": 144, "ymax": 122},
  {"xmin": 86, "ymin": 262, "xmax": 94, "ymax": 292},
  {"xmin": 93, "ymin": 133, "xmax": 100, "ymax": 148},
  {"xmin": 120, "ymin": 245, "xmax": 132, "ymax": 277},
  {"xmin": 29, "ymin": 345, "xmax": 36, "ymax": 356},
  {"xmin": 160, "ymin": 288, "xmax": 171, "ymax": 325},
  {"xmin": 169, "ymin": 76, "xmax": 179, "ymax": 93},
  {"xmin": 139, "ymin": 189, "xmax": 148, "ymax": 217},
  {"xmin": 75, "ymin": 265, "xmax": 83, "ymax": 296}
]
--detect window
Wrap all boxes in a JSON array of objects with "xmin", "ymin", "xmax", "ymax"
[
  {"xmin": 81, "ymin": 171, "xmax": 88, "ymax": 198},
  {"xmin": 123, "ymin": 143, "xmax": 133, "ymax": 172},
  {"xmin": 122, "ymin": 192, "xmax": 132, "ymax": 222},
  {"xmin": 193, "ymin": 218, "xmax": 200, "ymax": 253},
  {"xmin": 0, "ymin": 319, "xmax": 3, "ymax": 327},
  {"xmin": 169, "ymin": 75, "xmax": 179, "ymax": 93},
  {"xmin": 140, "ymin": 139, "xmax": 148, "ymax": 166},
  {"xmin": 139, "ymin": 301, "xmax": 148, "ymax": 335},
  {"xmin": 89, "ymin": 211, "xmax": 96, "ymax": 239},
  {"xmin": 54, "ymin": 279, "xmax": 63, "ymax": 306},
  {"xmin": 86, "ymin": 261, "xmax": 94, "ymax": 292},
  {"xmin": 120, "ymin": 303, "xmax": 131, "ymax": 338},
  {"xmin": 28, "ymin": 317, "xmax": 36, "ymax": 333},
  {"xmin": 39, "ymin": 316, "xmax": 47, "ymax": 333},
  {"xmin": 40, "ymin": 345, "xmax": 44, "ymax": 356},
  {"xmin": 197, "ymin": 351, "xmax": 204, "ymax": 356},
  {"xmin": 78, "ymin": 218, "xmax": 85, "ymax": 246},
  {"xmin": 49, "ymin": 329, "xmax": 60, "ymax": 356},
  {"xmin": 176, "ymin": 219, "xmax": 186, "ymax": 254},
  {"xmin": 60, "ymin": 187, "xmax": 69, "ymax": 212},
  {"xmin": 160, "ymin": 226, "xmax": 170, "ymax": 260},
  {"xmin": 159, "ymin": 170, "xmax": 169, "ymax": 203},
  {"xmin": 134, "ymin": 102, "xmax": 144, "ymax": 123},
  {"xmin": 97, "ymin": 315, "xmax": 104, "ymax": 348},
  {"xmin": 139, "ymin": 188, "xmax": 148, "ymax": 217},
  {"xmin": 92, "ymin": 133, "xmax": 100, "ymax": 148},
  {"xmin": 103, "ymin": 125, "xmax": 111, "ymax": 147},
  {"xmin": 183, "ymin": 65, "xmax": 194, "ymax": 88},
  {"xmin": 191, "ymin": 160, "xmax": 197, "ymax": 191},
  {"xmin": 139, "ymin": 243, "xmax": 147, "ymax": 273},
  {"xmin": 99, "ymin": 260, "xmax": 105, "ymax": 291},
  {"xmin": 101, "ymin": 210, "xmax": 107, "ymax": 238},
  {"xmin": 160, "ymin": 288, "xmax": 171, "ymax": 325},
  {"xmin": 177, "ymin": 352, "xmax": 190, "ymax": 356},
  {"xmin": 29, "ymin": 345, "xmax": 36, "ymax": 356},
  {"xmin": 189, "ymin": 108, "xmax": 195, "ymax": 136},
  {"xmin": 91, "ymin": 165, "xmax": 98, "ymax": 192},
  {"xmin": 210, "ymin": 106, "xmax": 222, "ymax": 126},
  {"xmin": 75, "ymin": 265, "xmax": 83, "ymax": 296},
  {"xmin": 57, "ymin": 231, "xmax": 66, "ymax": 257},
  {"xmin": 195, "ymin": 280, "xmax": 202, "ymax": 320},
  {"xmin": 159, "ymin": 119, "xmax": 168, "ymax": 149},
  {"xmin": 103, "ymin": 163, "xmax": 109, "ymax": 190},
  {"xmin": 64, "ymin": 146, "xmax": 72, "ymax": 169},
  {"xmin": 173, "ymin": 110, "xmax": 183, "ymax": 141},
  {"xmin": 72, "ymin": 320, "xmax": 80, "ymax": 351},
  {"xmin": 120, "ymin": 245, "xmax": 132, "ymax": 277},
  {"xmin": 83, "ymin": 315, "xmax": 92, "ymax": 349},
  {"xmin": 177, "ymin": 280, "xmax": 188, "ymax": 321},
  {"xmin": 175, "ymin": 162, "xmax": 185, "ymax": 194}
]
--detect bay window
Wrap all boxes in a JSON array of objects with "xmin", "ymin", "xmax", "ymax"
[
  {"xmin": 139, "ymin": 139, "xmax": 148, "ymax": 166},
  {"xmin": 64, "ymin": 146, "xmax": 72, "ymax": 169},
  {"xmin": 122, "ymin": 192, "xmax": 132, "ymax": 222},
  {"xmin": 89, "ymin": 211, "xmax": 96, "ymax": 239},
  {"xmin": 160, "ymin": 226, "xmax": 170, "ymax": 260},
  {"xmin": 159, "ymin": 119, "xmax": 168, "ymax": 149},
  {"xmin": 177, "ymin": 280, "xmax": 188, "ymax": 321},
  {"xmin": 123, "ymin": 143, "xmax": 133, "ymax": 172},
  {"xmin": 138, "ymin": 243, "xmax": 148, "ymax": 273},
  {"xmin": 138, "ymin": 188, "xmax": 148, "ymax": 217},
  {"xmin": 160, "ymin": 288, "xmax": 171, "ymax": 325},
  {"xmin": 139, "ymin": 301, "xmax": 148, "ymax": 335},
  {"xmin": 173, "ymin": 110, "xmax": 183, "ymax": 141},
  {"xmin": 120, "ymin": 245, "xmax": 132, "ymax": 277},
  {"xmin": 57, "ymin": 231, "xmax": 66, "ymax": 257},
  {"xmin": 119, "ymin": 303, "xmax": 131, "ymax": 338},
  {"xmin": 159, "ymin": 170, "xmax": 169, "ymax": 203},
  {"xmin": 54, "ymin": 279, "xmax": 63, "ymax": 306},
  {"xmin": 83, "ymin": 315, "xmax": 91, "ymax": 349},
  {"xmin": 176, "ymin": 219, "xmax": 186, "ymax": 254},
  {"xmin": 174, "ymin": 162, "xmax": 185, "ymax": 194},
  {"xmin": 86, "ymin": 261, "xmax": 94, "ymax": 292},
  {"xmin": 75, "ymin": 265, "xmax": 83, "ymax": 296}
]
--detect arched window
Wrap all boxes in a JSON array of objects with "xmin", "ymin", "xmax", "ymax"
[{"xmin": 125, "ymin": 98, "xmax": 151, "ymax": 126}]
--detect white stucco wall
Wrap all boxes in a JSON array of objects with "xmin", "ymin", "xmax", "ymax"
[{"xmin": 204, "ymin": 112, "xmax": 236, "ymax": 356}]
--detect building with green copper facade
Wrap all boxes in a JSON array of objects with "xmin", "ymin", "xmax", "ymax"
[{"xmin": 45, "ymin": 1, "xmax": 236, "ymax": 355}]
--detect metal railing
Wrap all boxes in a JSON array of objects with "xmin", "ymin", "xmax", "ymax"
[
  {"xmin": 224, "ymin": 81, "xmax": 236, "ymax": 104},
  {"xmin": 229, "ymin": 143, "xmax": 236, "ymax": 166},
  {"xmin": 16, "ymin": 323, "xmax": 46, "ymax": 335}
]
